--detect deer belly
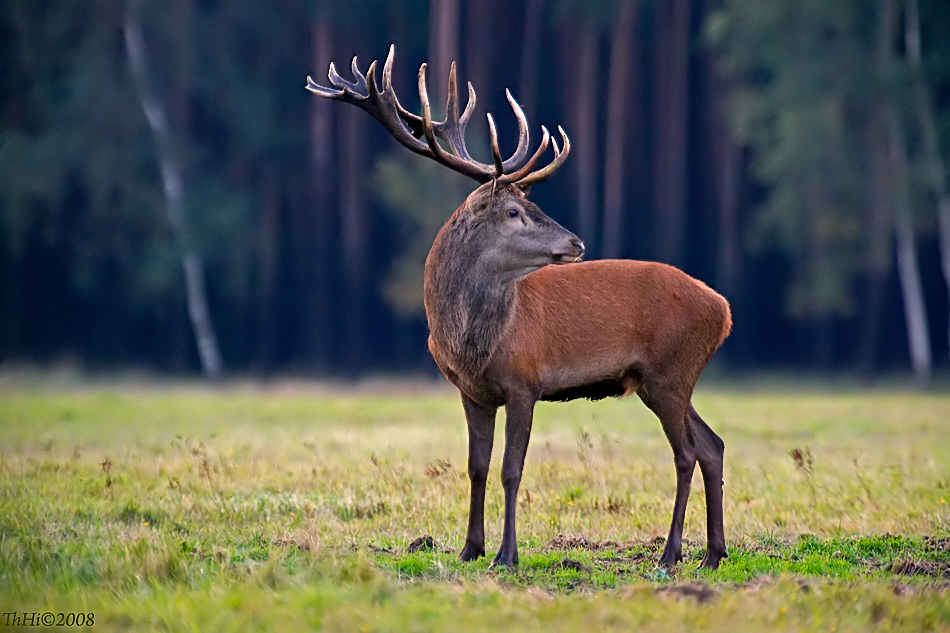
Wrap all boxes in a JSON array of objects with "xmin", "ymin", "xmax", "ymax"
[{"xmin": 538, "ymin": 365, "xmax": 642, "ymax": 402}]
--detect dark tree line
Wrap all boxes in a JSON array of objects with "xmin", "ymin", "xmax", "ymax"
[{"xmin": 2, "ymin": 0, "xmax": 950, "ymax": 380}]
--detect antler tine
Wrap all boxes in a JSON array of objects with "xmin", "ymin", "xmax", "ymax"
[
  {"xmin": 324, "ymin": 54, "xmax": 430, "ymax": 157},
  {"xmin": 514, "ymin": 125, "xmax": 571, "ymax": 187},
  {"xmin": 499, "ymin": 89, "xmax": 530, "ymax": 172},
  {"xmin": 306, "ymin": 74, "xmax": 341, "ymax": 98},
  {"xmin": 498, "ymin": 126, "xmax": 551, "ymax": 185},
  {"xmin": 486, "ymin": 114, "xmax": 505, "ymax": 177},
  {"xmin": 418, "ymin": 63, "xmax": 494, "ymax": 182},
  {"xmin": 350, "ymin": 57, "xmax": 365, "ymax": 84},
  {"xmin": 381, "ymin": 47, "xmax": 492, "ymax": 177},
  {"xmin": 436, "ymin": 61, "xmax": 476, "ymax": 162},
  {"xmin": 328, "ymin": 59, "xmax": 362, "ymax": 94},
  {"xmin": 445, "ymin": 62, "xmax": 460, "ymax": 126},
  {"xmin": 476, "ymin": 90, "xmax": 530, "ymax": 176},
  {"xmin": 382, "ymin": 45, "xmax": 425, "ymax": 138},
  {"xmin": 306, "ymin": 60, "xmax": 367, "ymax": 102}
]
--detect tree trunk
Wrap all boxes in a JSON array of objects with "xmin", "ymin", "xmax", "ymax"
[
  {"xmin": 601, "ymin": 2, "xmax": 638, "ymax": 259},
  {"xmin": 428, "ymin": 0, "xmax": 461, "ymax": 110},
  {"xmin": 653, "ymin": 0, "xmax": 690, "ymax": 266},
  {"xmin": 894, "ymin": 204, "xmax": 933, "ymax": 384},
  {"xmin": 255, "ymin": 165, "xmax": 280, "ymax": 373},
  {"xmin": 876, "ymin": 0, "xmax": 932, "ymax": 384},
  {"xmin": 860, "ymin": 0, "xmax": 900, "ymax": 377},
  {"xmin": 904, "ymin": 0, "xmax": 950, "ymax": 360},
  {"xmin": 887, "ymin": 106, "xmax": 933, "ymax": 384},
  {"xmin": 858, "ymin": 119, "xmax": 894, "ymax": 376},
  {"xmin": 703, "ymin": 0, "xmax": 742, "ymax": 302},
  {"xmin": 339, "ymin": 106, "xmax": 368, "ymax": 373},
  {"xmin": 464, "ymin": 0, "xmax": 494, "ymax": 110},
  {"xmin": 805, "ymin": 176, "xmax": 834, "ymax": 370},
  {"xmin": 123, "ymin": 0, "xmax": 223, "ymax": 378},
  {"xmin": 573, "ymin": 24, "xmax": 599, "ymax": 253},
  {"xmin": 302, "ymin": 16, "xmax": 336, "ymax": 371},
  {"xmin": 518, "ymin": 0, "xmax": 545, "ymax": 125}
]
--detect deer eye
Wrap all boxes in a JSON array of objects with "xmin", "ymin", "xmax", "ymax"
[{"xmin": 506, "ymin": 208, "xmax": 520, "ymax": 218}]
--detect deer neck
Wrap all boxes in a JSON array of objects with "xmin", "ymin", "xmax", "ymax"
[{"xmin": 424, "ymin": 215, "xmax": 520, "ymax": 378}]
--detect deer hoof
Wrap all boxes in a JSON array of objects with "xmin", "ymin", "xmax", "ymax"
[
  {"xmin": 699, "ymin": 547, "xmax": 727, "ymax": 570},
  {"xmin": 658, "ymin": 548, "xmax": 683, "ymax": 569},
  {"xmin": 489, "ymin": 548, "xmax": 518, "ymax": 569},
  {"xmin": 458, "ymin": 543, "xmax": 485, "ymax": 562}
]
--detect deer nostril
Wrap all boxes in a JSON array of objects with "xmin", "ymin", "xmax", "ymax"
[{"xmin": 570, "ymin": 237, "xmax": 585, "ymax": 255}]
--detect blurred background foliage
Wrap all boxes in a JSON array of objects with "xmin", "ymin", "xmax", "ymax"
[{"xmin": 2, "ymin": 0, "xmax": 949, "ymax": 380}]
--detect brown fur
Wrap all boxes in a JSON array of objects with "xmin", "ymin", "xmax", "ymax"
[{"xmin": 504, "ymin": 260, "xmax": 730, "ymax": 401}]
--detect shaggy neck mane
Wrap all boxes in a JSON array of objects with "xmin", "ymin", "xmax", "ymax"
[{"xmin": 424, "ymin": 206, "xmax": 520, "ymax": 377}]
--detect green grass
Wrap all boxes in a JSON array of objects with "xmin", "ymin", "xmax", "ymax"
[{"xmin": 1, "ymin": 380, "xmax": 949, "ymax": 631}]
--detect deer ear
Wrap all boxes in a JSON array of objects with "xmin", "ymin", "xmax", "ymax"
[
  {"xmin": 465, "ymin": 182, "xmax": 496, "ymax": 217},
  {"xmin": 469, "ymin": 200, "xmax": 493, "ymax": 218},
  {"xmin": 514, "ymin": 182, "xmax": 532, "ymax": 196}
]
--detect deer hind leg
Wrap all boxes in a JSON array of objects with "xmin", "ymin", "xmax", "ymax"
[
  {"xmin": 459, "ymin": 394, "xmax": 497, "ymax": 562},
  {"xmin": 688, "ymin": 404, "xmax": 727, "ymax": 569},
  {"xmin": 639, "ymin": 384, "xmax": 696, "ymax": 568}
]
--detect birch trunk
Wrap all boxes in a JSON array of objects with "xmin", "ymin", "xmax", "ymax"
[
  {"xmin": 123, "ymin": 0, "xmax": 222, "ymax": 378},
  {"xmin": 904, "ymin": 0, "xmax": 950, "ymax": 360},
  {"xmin": 860, "ymin": 0, "xmax": 900, "ymax": 376},
  {"xmin": 878, "ymin": 0, "xmax": 932, "ymax": 384},
  {"xmin": 887, "ymin": 107, "xmax": 933, "ymax": 384}
]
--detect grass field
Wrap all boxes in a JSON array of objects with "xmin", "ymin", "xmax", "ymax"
[{"xmin": 1, "ymin": 377, "xmax": 949, "ymax": 631}]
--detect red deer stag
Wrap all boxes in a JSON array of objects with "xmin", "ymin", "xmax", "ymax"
[{"xmin": 307, "ymin": 46, "xmax": 731, "ymax": 569}]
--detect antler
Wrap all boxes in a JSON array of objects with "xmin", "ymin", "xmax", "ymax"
[{"xmin": 306, "ymin": 45, "xmax": 569, "ymax": 187}]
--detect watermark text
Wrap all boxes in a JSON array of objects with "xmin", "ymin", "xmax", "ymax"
[{"xmin": 3, "ymin": 612, "xmax": 94, "ymax": 627}]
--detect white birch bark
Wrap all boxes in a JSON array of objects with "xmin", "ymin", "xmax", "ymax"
[
  {"xmin": 904, "ymin": 0, "xmax": 950, "ymax": 360},
  {"xmin": 123, "ymin": 2, "xmax": 222, "ymax": 378},
  {"xmin": 887, "ymin": 107, "xmax": 932, "ymax": 384}
]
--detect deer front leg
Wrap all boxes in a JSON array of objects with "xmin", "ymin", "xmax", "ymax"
[
  {"xmin": 491, "ymin": 392, "xmax": 535, "ymax": 568},
  {"xmin": 459, "ymin": 394, "xmax": 497, "ymax": 562}
]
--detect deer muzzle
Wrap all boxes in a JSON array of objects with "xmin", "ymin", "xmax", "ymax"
[{"xmin": 553, "ymin": 237, "xmax": 585, "ymax": 263}]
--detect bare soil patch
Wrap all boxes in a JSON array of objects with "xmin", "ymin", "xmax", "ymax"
[
  {"xmin": 888, "ymin": 559, "xmax": 950, "ymax": 578},
  {"xmin": 656, "ymin": 581, "xmax": 719, "ymax": 603}
]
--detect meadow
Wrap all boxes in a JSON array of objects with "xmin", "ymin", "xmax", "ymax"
[{"xmin": 1, "ymin": 377, "xmax": 949, "ymax": 631}]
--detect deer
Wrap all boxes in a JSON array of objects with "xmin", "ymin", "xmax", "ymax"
[{"xmin": 307, "ymin": 45, "xmax": 732, "ymax": 570}]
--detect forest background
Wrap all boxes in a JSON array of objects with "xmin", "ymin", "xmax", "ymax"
[{"xmin": 3, "ymin": 0, "xmax": 950, "ymax": 383}]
